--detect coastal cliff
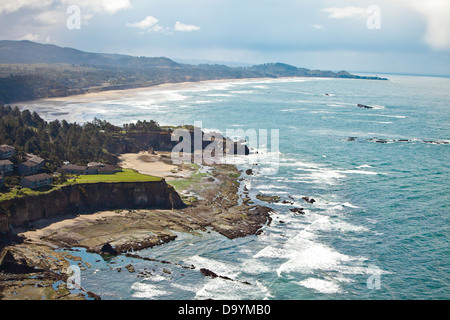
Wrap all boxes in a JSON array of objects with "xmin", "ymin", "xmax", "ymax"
[
  {"xmin": 0, "ymin": 180, "xmax": 184, "ymax": 238},
  {"xmin": 109, "ymin": 131, "xmax": 250, "ymax": 157}
]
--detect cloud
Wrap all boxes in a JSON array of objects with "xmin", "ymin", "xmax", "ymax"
[
  {"xmin": 0, "ymin": 0, "xmax": 55, "ymax": 14},
  {"xmin": 0, "ymin": 0, "xmax": 132, "ymax": 15},
  {"xmin": 126, "ymin": 15, "xmax": 167, "ymax": 33},
  {"xmin": 19, "ymin": 33, "xmax": 40, "ymax": 41},
  {"xmin": 404, "ymin": 0, "xmax": 450, "ymax": 50},
  {"xmin": 33, "ymin": 10, "xmax": 63, "ymax": 25},
  {"xmin": 98, "ymin": 0, "xmax": 132, "ymax": 14},
  {"xmin": 18, "ymin": 33, "xmax": 51, "ymax": 43},
  {"xmin": 174, "ymin": 21, "xmax": 200, "ymax": 32},
  {"xmin": 60, "ymin": 0, "xmax": 132, "ymax": 15},
  {"xmin": 323, "ymin": 6, "xmax": 368, "ymax": 19},
  {"xmin": 310, "ymin": 24, "xmax": 324, "ymax": 30},
  {"xmin": 127, "ymin": 17, "xmax": 200, "ymax": 34}
]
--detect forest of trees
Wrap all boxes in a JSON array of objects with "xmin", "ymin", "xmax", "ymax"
[{"xmin": 0, "ymin": 104, "xmax": 162, "ymax": 169}]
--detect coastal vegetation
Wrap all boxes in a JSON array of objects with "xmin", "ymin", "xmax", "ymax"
[
  {"xmin": 0, "ymin": 104, "xmax": 162, "ymax": 168},
  {"xmin": 0, "ymin": 104, "xmax": 167, "ymax": 197}
]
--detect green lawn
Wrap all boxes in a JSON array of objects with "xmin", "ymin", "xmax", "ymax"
[
  {"xmin": 73, "ymin": 169, "xmax": 162, "ymax": 183},
  {"xmin": 0, "ymin": 169, "xmax": 162, "ymax": 202}
]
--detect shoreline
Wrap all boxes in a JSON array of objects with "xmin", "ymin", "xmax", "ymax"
[{"xmin": 14, "ymin": 76, "xmax": 310, "ymax": 106}]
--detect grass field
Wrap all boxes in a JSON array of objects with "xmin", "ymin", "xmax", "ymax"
[
  {"xmin": 0, "ymin": 169, "xmax": 162, "ymax": 202},
  {"xmin": 73, "ymin": 169, "xmax": 162, "ymax": 183}
]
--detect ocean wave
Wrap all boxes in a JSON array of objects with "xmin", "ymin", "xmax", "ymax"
[
  {"xmin": 342, "ymin": 202, "xmax": 360, "ymax": 209},
  {"xmin": 185, "ymin": 255, "xmax": 240, "ymax": 279},
  {"xmin": 293, "ymin": 169, "xmax": 347, "ymax": 185},
  {"xmin": 230, "ymin": 90, "xmax": 256, "ymax": 94},
  {"xmin": 275, "ymin": 240, "xmax": 355, "ymax": 276},
  {"xmin": 205, "ymin": 93, "xmax": 233, "ymax": 97},
  {"xmin": 365, "ymin": 114, "xmax": 407, "ymax": 119},
  {"xmin": 195, "ymin": 278, "xmax": 270, "ymax": 300},
  {"xmin": 340, "ymin": 169, "xmax": 380, "ymax": 175},
  {"xmin": 131, "ymin": 282, "xmax": 169, "ymax": 299},
  {"xmin": 370, "ymin": 105, "xmax": 386, "ymax": 110},
  {"xmin": 193, "ymin": 100, "xmax": 215, "ymax": 104},
  {"xmin": 298, "ymin": 277, "xmax": 343, "ymax": 294}
]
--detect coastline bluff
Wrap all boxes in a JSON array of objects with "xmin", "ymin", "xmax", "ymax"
[
  {"xmin": 0, "ymin": 180, "xmax": 185, "ymax": 238},
  {"xmin": 109, "ymin": 131, "xmax": 250, "ymax": 157}
]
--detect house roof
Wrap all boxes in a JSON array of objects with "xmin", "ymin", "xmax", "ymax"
[
  {"xmin": 98, "ymin": 165, "xmax": 121, "ymax": 172},
  {"xmin": 0, "ymin": 145, "xmax": 15, "ymax": 152},
  {"xmin": 62, "ymin": 164, "xmax": 87, "ymax": 171},
  {"xmin": 87, "ymin": 162, "xmax": 104, "ymax": 167},
  {"xmin": 29, "ymin": 156, "xmax": 45, "ymax": 165},
  {"xmin": 22, "ymin": 173, "xmax": 52, "ymax": 182},
  {"xmin": 20, "ymin": 161, "xmax": 39, "ymax": 168},
  {"xmin": 0, "ymin": 160, "xmax": 13, "ymax": 166}
]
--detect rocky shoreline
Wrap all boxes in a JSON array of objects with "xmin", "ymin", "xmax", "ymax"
[{"xmin": 0, "ymin": 154, "xmax": 273, "ymax": 300}]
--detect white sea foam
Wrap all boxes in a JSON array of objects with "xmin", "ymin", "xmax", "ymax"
[
  {"xmin": 170, "ymin": 282, "xmax": 202, "ymax": 293},
  {"xmin": 230, "ymin": 90, "xmax": 255, "ymax": 94},
  {"xmin": 341, "ymin": 169, "xmax": 379, "ymax": 175},
  {"xmin": 131, "ymin": 282, "xmax": 168, "ymax": 299},
  {"xmin": 254, "ymin": 246, "xmax": 291, "ymax": 259},
  {"xmin": 298, "ymin": 278, "xmax": 343, "ymax": 294},
  {"xmin": 195, "ymin": 278, "xmax": 270, "ymax": 300},
  {"xmin": 185, "ymin": 255, "xmax": 240, "ymax": 278},
  {"xmin": 240, "ymin": 258, "xmax": 273, "ymax": 274},
  {"xmin": 205, "ymin": 93, "xmax": 233, "ymax": 97},
  {"xmin": 194, "ymin": 100, "xmax": 215, "ymax": 104},
  {"xmin": 143, "ymin": 274, "xmax": 166, "ymax": 282},
  {"xmin": 276, "ymin": 241, "xmax": 353, "ymax": 276},
  {"xmin": 365, "ymin": 114, "xmax": 407, "ymax": 119},
  {"xmin": 369, "ymin": 105, "xmax": 385, "ymax": 110},
  {"xmin": 342, "ymin": 202, "xmax": 360, "ymax": 209},
  {"xmin": 293, "ymin": 168, "xmax": 347, "ymax": 185}
]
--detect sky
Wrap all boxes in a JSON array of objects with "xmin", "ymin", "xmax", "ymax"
[{"xmin": 0, "ymin": 0, "xmax": 449, "ymax": 76}]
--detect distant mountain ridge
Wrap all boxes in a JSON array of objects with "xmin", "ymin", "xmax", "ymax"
[
  {"xmin": 0, "ymin": 40, "xmax": 387, "ymax": 104},
  {"xmin": 0, "ymin": 40, "xmax": 178, "ymax": 67}
]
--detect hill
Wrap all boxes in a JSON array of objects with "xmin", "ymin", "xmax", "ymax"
[{"xmin": 0, "ymin": 40, "xmax": 387, "ymax": 104}]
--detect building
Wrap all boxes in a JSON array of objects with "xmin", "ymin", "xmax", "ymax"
[
  {"xmin": 0, "ymin": 145, "xmax": 15, "ymax": 159},
  {"xmin": 85, "ymin": 162, "xmax": 121, "ymax": 175},
  {"xmin": 21, "ymin": 173, "xmax": 53, "ymax": 189},
  {"xmin": 61, "ymin": 163, "xmax": 122, "ymax": 175},
  {"xmin": 61, "ymin": 164, "xmax": 88, "ymax": 175},
  {"xmin": 19, "ymin": 155, "xmax": 46, "ymax": 176},
  {"xmin": 0, "ymin": 160, "xmax": 14, "ymax": 174},
  {"xmin": 98, "ymin": 165, "xmax": 122, "ymax": 175},
  {"xmin": 19, "ymin": 161, "xmax": 40, "ymax": 176},
  {"xmin": 28, "ymin": 155, "xmax": 46, "ymax": 170},
  {"xmin": 87, "ymin": 162, "xmax": 104, "ymax": 167}
]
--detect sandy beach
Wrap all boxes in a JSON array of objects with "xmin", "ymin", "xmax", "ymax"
[
  {"xmin": 118, "ymin": 151, "xmax": 191, "ymax": 181},
  {"xmin": 16, "ymin": 77, "xmax": 281, "ymax": 104}
]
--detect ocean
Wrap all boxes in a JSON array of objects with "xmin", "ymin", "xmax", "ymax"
[{"xmin": 24, "ymin": 74, "xmax": 450, "ymax": 299}]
